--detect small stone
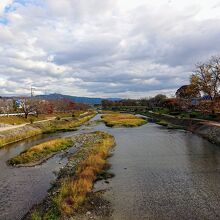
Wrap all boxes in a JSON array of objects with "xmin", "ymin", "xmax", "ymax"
[{"xmin": 86, "ymin": 211, "xmax": 91, "ymax": 215}]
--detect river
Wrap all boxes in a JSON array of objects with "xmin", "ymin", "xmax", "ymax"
[{"xmin": 0, "ymin": 114, "xmax": 220, "ymax": 219}]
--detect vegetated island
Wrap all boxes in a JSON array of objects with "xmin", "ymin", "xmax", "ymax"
[
  {"xmin": 101, "ymin": 113, "xmax": 147, "ymax": 127},
  {"xmin": 8, "ymin": 138, "xmax": 74, "ymax": 166},
  {"xmin": 25, "ymin": 131, "xmax": 115, "ymax": 220}
]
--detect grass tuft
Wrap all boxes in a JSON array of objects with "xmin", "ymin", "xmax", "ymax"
[{"xmin": 31, "ymin": 210, "xmax": 42, "ymax": 220}]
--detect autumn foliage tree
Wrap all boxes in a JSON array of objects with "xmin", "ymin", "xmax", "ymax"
[
  {"xmin": 176, "ymin": 85, "xmax": 200, "ymax": 100},
  {"xmin": 52, "ymin": 99, "xmax": 76, "ymax": 112},
  {"xmin": 191, "ymin": 56, "xmax": 220, "ymax": 113},
  {"xmin": 176, "ymin": 84, "xmax": 200, "ymax": 110}
]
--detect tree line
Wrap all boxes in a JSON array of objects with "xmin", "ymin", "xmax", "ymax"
[
  {"xmin": 0, "ymin": 98, "xmax": 89, "ymax": 118},
  {"xmin": 102, "ymin": 55, "xmax": 220, "ymax": 114}
]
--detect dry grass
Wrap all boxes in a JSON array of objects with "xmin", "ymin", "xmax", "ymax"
[
  {"xmin": 52, "ymin": 110, "xmax": 86, "ymax": 119},
  {"xmin": 0, "ymin": 112, "xmax": 96, "ymax": 148},
  {"xmin": 8, "ymin": 138, "xmax": 73, "ymax": 165},
  {"xmin": 0, "ymin": 111, "xmax": 90, "ymax": 126},
  {"xmin": 54, "ymin": 132, "xmax": 115, "ymax": 216},
  {"xmin": 100, "ymin": 110, "xmax": 121, "ymax": 114},
  {"xmin": 41, "ymin": 112, "xmax": 96, "ymax": 133},
  {"xmin": 101, "ymin": 113, "xmax": 147, "ymax": 127},
  {"xmin": 0, "ymin": 126, "xmax": 42, "ymax": 148},
  {"xmin": 58, "ymin": 113, "xmax": 96, "ymax": 130},
  {"xmin": 0, "ymin": 115, "xmax": 49, "ymax": 125}
]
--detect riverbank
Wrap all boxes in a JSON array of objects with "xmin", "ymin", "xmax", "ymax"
[
  {"xmin": 2, "ymin": 114, "xmax": 220, "ymax": 219},
  {"xmin": 24, "ymin": 131, "xmax": 115, "ymax": 220},
  {"xmin": 0, "ymin": 111, "xmax": 96, "ymax": 148},
  {"xmin": 145, "ymin": 111, "xmax": 220, "ymax": 146}
]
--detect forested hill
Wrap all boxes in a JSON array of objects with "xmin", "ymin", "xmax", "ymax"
[{"xmin": 36, "ymin": 93, "xmax": 121, "ymax": 105}]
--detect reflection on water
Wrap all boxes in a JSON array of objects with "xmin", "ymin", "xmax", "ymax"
[
  {"xmin": 97, "ymin": 123, "xmax": 220, "ymax": 220},
  {"xmin": 1, "ymin": 115, "xmax": 220, "ymax": 219},
  {"xmin": 0, "ymin": 131, "xmax": 78, "ymax": 220}
]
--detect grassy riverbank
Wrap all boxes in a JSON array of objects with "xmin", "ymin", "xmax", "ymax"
[
  {"xmin": 8, "ymin": 138, "xmax": 73, "ymax": 166},
  {"xmin": 0, "ymin": 126, "xmax": 42, "ymax": 148},
  {"xmin": 27, "ymin": 131, "xmax": 115, "ymax": 220},
  {"xmin": 0, "ymin": 111, "xmax": 87, "ymax": 125},
  {"xmin": 40, "ymin": 112, "xmax": 96, "ymax": 133},
  {"xmin": 0, "ymin": 115, "xmax": 49, "ymax": 125},
  {"xmin": 0, "ymin": 111, "xmax": 96, "ymax": 148},
  {"xmin": 156, "ymin": 120, "xmax": 184, "ymax": 129},
  {"xmin": 101, "ymin": 113, "xmax": 147, "ymax": 127}
]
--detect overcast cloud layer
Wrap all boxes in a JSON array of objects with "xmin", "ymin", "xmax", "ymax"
[{"xmin": 0, "ymin": 0, "xmax": 220, "ymax": 98}]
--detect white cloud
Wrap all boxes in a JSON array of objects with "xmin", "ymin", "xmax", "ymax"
[
  {"xmin": 0, "ymin": 0, "xmax": 12, "ymax": 15},
  {"xmin": 0, "ymin": 0, "xmax": 220, "ymax": 98}
]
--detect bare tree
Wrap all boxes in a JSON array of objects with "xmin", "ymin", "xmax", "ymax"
[
  {"xmin": 191, "ymin": 56, "xmax": 220, "ymax": 113},
  {"xmin": 52, "ymin": 99, "xmax": 76, "ymax": 113},
  {"xmin": 20, "ymin": 98, "xmax": 36, "ymax": 118},
  {"xmin": 0, "ymin": 99, "xmax": 14, "ymax": 115}
]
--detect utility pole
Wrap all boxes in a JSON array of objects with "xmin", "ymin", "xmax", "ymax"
[{"xmin": 31, "ymin": 87, "xmax": 35, "ymax": 97}]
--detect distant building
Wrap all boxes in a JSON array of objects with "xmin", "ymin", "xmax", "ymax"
[{"xmin": 15, "ymin": 99, "xmax": 22, "ymax": 109}]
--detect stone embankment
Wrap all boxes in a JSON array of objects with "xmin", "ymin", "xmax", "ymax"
[{"xmin": 146, "ymin": 111, "xmax": 220, "ymax": 146}]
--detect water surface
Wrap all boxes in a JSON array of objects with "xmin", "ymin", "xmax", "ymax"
[
  {"xmin": 96, "ymin": 123, "xmax": 220, "ymax": 220},
  {"xmin": 1, "ymin": 115, "xmax": 220, "ymax": 219}
]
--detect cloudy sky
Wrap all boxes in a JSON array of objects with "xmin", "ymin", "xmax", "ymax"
[{"xmin": 0, "ymin": 0, "xmax": 220, "ymax": 98}]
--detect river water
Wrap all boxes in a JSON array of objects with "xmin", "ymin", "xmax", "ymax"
[{"xmin": 1, "ymin": 115, "xmax": 220, "ymax": 219}]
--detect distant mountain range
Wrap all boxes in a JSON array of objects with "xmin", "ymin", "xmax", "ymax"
[{"xmin": 36, "ymin": 93, "xmax": 121, "ymax": 105}]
